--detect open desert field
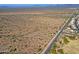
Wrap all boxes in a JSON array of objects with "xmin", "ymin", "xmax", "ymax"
[
  {"xmin": 63, "ymin": 35, "xmax": 79, "ymax": 54},
  {"xmin": 0, "ymin": 13, "xmax": 66, "ymax": 53}
]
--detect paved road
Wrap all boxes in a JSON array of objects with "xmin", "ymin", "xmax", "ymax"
[{"xmin": 41, "ymin": 14, "xmax": 76, "ymax": 54}]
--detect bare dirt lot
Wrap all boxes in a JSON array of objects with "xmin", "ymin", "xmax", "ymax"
[{"xmin": 0, "ymin": 14, "xmax": 66, "ymax": 53}]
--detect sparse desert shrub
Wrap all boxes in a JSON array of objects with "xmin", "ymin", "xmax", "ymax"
[
  {"xmin": 39, "ymin": 45, "xmax": 41, "ymax": 48},
  {"xmin": 9, "ymin": 45, "xmax": 12, "ymax": 48},
  {"xmin": 62, "ymin": 37, "xmax": 69, "ymax": 44},
  {"xmin": 57, "ymin": 49, "xmax": 64, "ymax": 54},
  {"xmin": 11, "ymin": 35, "xmax": 17, "ymax": 42},
  {"xmin": 25, "ymin": 45, "xmax": 27, "ymax": 47},
  {"xmin": 59, "ymin": 41, "xmax": 62, "ymax": 44},
  {"xmin": 11, "ymin": 35, "xmax": 16, "ymax": 39},
  {"xmin": 0, "ymin": 29, "xmax": 2, "ymax": 31},
  {"xmin": 13, "ymin": 40, "xmax": 16, "ymax": 42},
  {"xmin": 10, "ymin": 47, "xmax": 17, "ymax": 52},
  {"xmin": 0, "ymin": 35, "xmax": 2, "ymax": 38},
  {"xmin": 52, "ymin": 43, "xmax": 57, "ymax": 49},
  {"xmin": 38, "ymin": 48, "xmax": 42, "ymax": 52},
  {"xmin": 50, "ymin": 48, "xmax": 57, "ymax": 54},
  {"xmin": 48, "ymin": 32, "xmax": 52, "ymax": 37},
  {"xmin": 66, "ymin": 35, "xmax": 76, "ymax": 40},
  {"xmin": 38, "ymin": 37, "xmax": 41, "ymax": 40}
]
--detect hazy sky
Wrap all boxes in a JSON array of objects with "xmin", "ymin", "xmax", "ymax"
[
  {"xmin": 0, "ymin": 4, "xmax": 79, "ymax": 8},
  {"xmin": 0, "ymin": 4, "xmax": 61, "ymax": 8}
]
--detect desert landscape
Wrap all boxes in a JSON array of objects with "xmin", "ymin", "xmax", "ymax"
[
  {"xmin": 0, "ymin": 4, "xmax": 79, "ymax": 54},
  {"xmin": 0, "ymin": 13, "xmax": 67, "ymax": 53}
]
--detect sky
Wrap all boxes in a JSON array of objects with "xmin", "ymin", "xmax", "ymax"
[
  {"xmin": 0, "ymin": 4, "xmax": 60, "ymax": 8},
  {"xmin": 0, "ymin": 4, "xmax": 79, "ymax": 8}
]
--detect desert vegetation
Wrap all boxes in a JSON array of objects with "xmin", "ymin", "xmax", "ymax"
[
  {"xmin": 0, "ymin": 14, "xmax": 66, "ymax": 53},
  {"xmin": 49, "ymin": 33, "xmax": 79, "ymax": 54}
]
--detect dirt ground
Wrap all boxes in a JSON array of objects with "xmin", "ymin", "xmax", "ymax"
[
  {"xmin": 63, "ymin": 35, "xmax": 79, "ymax": 54},
  {"xmin": 0, "ymin": 14, "xmax": 66, "ymax": 54}
]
